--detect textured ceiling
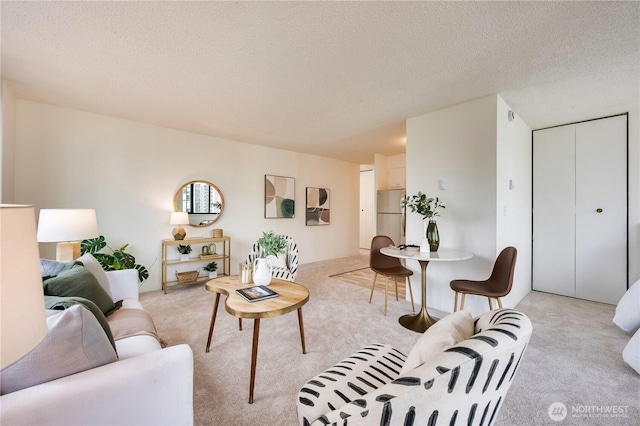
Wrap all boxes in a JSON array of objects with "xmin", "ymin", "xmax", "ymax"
[{"xmin": 2, "ymin": 1, "xmax": 639, "ymax": 164}]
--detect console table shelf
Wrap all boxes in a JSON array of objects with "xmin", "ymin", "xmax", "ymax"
[{"xmin": 162, "ymin": 236, "xmax": 231, "ymax": 294}]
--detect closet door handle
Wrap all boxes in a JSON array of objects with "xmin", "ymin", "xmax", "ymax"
[{"xmin": 596, "ymin": 208, "xmax": 603, "ymax": 213}]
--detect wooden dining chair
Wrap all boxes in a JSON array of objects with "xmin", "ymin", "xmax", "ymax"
[
  {"xmin": 450, "ymin": 246, "xmax": 517, "ymax": 312},
  {"xmin": 368, "ymin": 235, "xmax": 415, "ymax": 316}
]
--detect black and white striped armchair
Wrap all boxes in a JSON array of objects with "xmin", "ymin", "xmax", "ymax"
[
  {"xmin": 246, "ymin": 235, "xmax": 299, "ymax": 282},
  {"xmin": 297, "ymin": 309, "xmax": 532, "ymax": 426}
]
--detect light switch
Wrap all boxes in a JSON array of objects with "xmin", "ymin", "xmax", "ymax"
[{"xmin": 438, "ymin": 179, "xmax": 447, "ymax": 190}]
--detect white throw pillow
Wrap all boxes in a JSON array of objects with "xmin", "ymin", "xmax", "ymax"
[
  {"xmin": 622, "ymin": 328, "xmax": 640, "ymax": 375},
  {"xmin": 78, "ymin": 253, "xmax": 112, "ymax": 297},
  {"xmin": 266, "ymin": 253, "xmax": 287, "ymax": 269},
  {"xmin": 400, "ymin": 309, "xmax": 474, "ymax": 375},
  {"xmin": 0, "ymin": 305, "xmax": 118, "ymax": 395},
  {"xmin": 613, "ymin": 279, "xmax": 640, "ymax": 332}
]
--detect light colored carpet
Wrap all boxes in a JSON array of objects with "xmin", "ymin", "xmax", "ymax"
[{"xmin": 140, "ymin": 253, "xmax": 640, "ymax": 425}]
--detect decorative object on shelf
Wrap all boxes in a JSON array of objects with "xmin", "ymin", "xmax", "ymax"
[
  {"xmin": 161, "ymin": 236, "xmax": 231, "ymax": 294},
  {"xmin": 80, "ymin": 235, "xmax": 149, "ymax": 282},
  {"xmin": 306, "ymin": 187, "xmax": 330, "ymax": 226},
  {"xmin": 201, "ymin": 245, "xmax": 210, "ymax": 256},
  {"xmin": 239, "ymin": 261, "xmax": 253, "ymax": 284},
  {"xmin": 203, "ymin": 261, "xmax": 218, "ymax": 279},
  {"xmin": 174, "ymin": 180, "xmax": 225, "ymax": 227},
  {"xmin": 265, "ymin": 174, "xmax": 295, "ymax": 218},
  {"xmin": 177, "ymin": 244, "xmax": 192, "ymax": 261},
  {"xmin": 175, "ymin": 269, "xmax": 200, "ymax": 285},
  {"xmin": 169, "ymin": 212, "xmax": 189, "ymax": 240},
  {"xmin": 212, "ymin": 228, "xmax": 223, "ymax": 238},
  {"xmin": 1, "ymin": 204, "xmax": 48, "ymax": 369},
  {"xmin": 37, "ymin": 209, "xmax": 99, "ymax": 261},
  {"xmin": 253, "ymin": 258, "xmax": 273, "ymax": 286},
  {"xmin": 402, "ymin": 192, "xmax": 445, "ymax": 252}
]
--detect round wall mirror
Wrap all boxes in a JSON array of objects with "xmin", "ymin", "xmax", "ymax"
[{"xmin": 174, "ymin": 180, "xmax": 224, "ymax": 227}]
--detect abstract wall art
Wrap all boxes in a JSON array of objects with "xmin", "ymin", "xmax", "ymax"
[
  {"xmin": 264, "ymin": 175, "xmax": 295, "ymax": 218},
  {"xmin": 306, "ymin": 187, "xmax": 330, "ymax": 226}
]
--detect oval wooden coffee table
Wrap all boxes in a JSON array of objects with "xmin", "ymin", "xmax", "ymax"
[{"xmin": 205, "ymin": 276, "xmax": 309, "ymax": 403}]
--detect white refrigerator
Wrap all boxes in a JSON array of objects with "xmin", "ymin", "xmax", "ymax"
[{"xmin": 376, "ymin": 189, "xmax": 406, "ymax": 246}]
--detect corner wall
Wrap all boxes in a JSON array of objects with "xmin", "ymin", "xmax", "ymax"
[
  {"xmin": 13, "ymin": 100, "xmax": 360, "ymax": 292},
  {"xmin": 406, "ymin": 95, "xmax": 532, "ymax": 316}
]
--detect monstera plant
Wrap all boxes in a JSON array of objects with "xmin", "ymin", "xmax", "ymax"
[{"xmin": 80, "ymin": 235, "xmax": 149, "ymax": 283}]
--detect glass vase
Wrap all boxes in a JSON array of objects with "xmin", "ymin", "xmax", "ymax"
[{"xmin": 427, "ymin": 219, "xmax": 439, "ymax": 252}]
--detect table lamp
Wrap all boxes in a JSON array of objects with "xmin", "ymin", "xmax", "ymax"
[
  {"xmin": 37, "ymin": 209, "xmax": 99, "ymax": 261},
  {"xmin": 1, "ymin": 204, "xmax": 48, "ymax": 369},
  {"xmin": 170, "ymin": 212, "xmax": 189, "ymax": 240}
]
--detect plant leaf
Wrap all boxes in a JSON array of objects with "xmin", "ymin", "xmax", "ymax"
[{"xmin": 80, "ymin": 236, "xmax": 106, "ymax": 254}]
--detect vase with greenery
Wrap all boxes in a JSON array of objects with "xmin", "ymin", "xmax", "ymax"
[
  {"xmin": 80, "ymin": 235, "xmax": 149, "ymax": 282},
  {"xmin": 177, "ymin": 244, "xmax": 192, "ymax": 260},
  {"xmin": 401, "ymin": 192, "xmax": 445, "ymax": 251},
  {"xmin": 256, "ymin": 231, "xmax": 287, "ymax": 258},
  {"xmin": 204, "ymin": 261, "xmax": 218, "ymax": 278}
]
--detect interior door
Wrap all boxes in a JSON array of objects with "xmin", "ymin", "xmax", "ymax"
[
  {"xmin": 575, "ymin": 115, "xmax": 627, "ymax": 304},
  {"xmin": 359, "ymin": 170, "xmax": 375, "ymax": 249},
  {"xmin": 533, "ymin": 125, "xmax": 576, "ymax": 297}
]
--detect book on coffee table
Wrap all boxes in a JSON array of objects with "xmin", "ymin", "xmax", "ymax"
[{"xmin": 235, "ymin": 285, "xmax": 279, "ymax": 302}]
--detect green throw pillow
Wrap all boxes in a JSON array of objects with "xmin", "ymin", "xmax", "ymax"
[
  {"xmin": 43, "ymin": 266, "xmax": 117, "ymax": 316},
  {"xmin": 44, "ymin": 295, "xmax": 118, "ymax": 353}
]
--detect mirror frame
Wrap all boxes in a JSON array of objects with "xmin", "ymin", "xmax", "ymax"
[{"xmin": 173, "ymin": 180, "xmax": 225, "ymax": 227}]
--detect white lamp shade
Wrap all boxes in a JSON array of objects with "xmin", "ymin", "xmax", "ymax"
[
  {"xmin": 37, "ymin": 209, "xmax": 98, "ymax": 242},
  {"xmin": 1, "ymin": 204, "xmax": 48, "ymax": 369},
  {"xmin": 170, "ymin": 212, "xmax": 190, "ymax": 225}
]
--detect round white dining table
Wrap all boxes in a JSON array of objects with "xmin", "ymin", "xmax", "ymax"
[{"xmin": 380, "ymin": 247, "xmax": 473, "ymax": 333}]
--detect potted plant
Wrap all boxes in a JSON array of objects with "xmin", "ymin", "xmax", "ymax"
[
  {"xmin": 204, "ymin": 261, "xmax": 218, "ymax": 279},
  {"xmin": 401, "ymin": 192, "xmax": 446, "ymax": 252},
  {"xmin": 257, "ymin": 231, "xmax": 287, "ymax": 258},
  {"xmin": 177, "ymin": 244, "xmax": 192, "ymax": 261},
  {"xmin": 80, "ymin": 235, "xmax": 149, "ymax": 282}
]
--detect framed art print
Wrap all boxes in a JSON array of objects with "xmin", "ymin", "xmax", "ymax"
[
  {"xmin": 265, "ymin": 175, "xmax": 295, "ymax": 218},
  {"xmin": 306, "ymin": 187, "xmax": 330, "ymax": 225}
]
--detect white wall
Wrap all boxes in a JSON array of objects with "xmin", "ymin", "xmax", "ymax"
[
  {"xmin": 406, "ymin": 94, "xmax": 532, "ymax": 316},
  {"xmin": 12, "ymin": 100, "xmax": 360, "ymax": 292},
  {"xmin": 1, "ymin": 81, "xmax": 17, "ymax": 203},
  {"xmin": 496, "ymin": 96, "xmax": 533, "ymax": 307}
]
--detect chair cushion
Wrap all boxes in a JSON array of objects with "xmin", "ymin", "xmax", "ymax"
[
  {"xmin": 399, "ymin": 309, "xmax": 474, "ymax": 375},
  {"xmin": 0, "ymin": 305, "xmax": 117, "ymax": 395}
]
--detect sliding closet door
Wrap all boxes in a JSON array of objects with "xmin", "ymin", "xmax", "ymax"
[
  {"xmin": 533, "ymin": 125, "xmax": 576, "ymax": 297},
  {"xmin": 575, "ymin": 115, "xmax": 627, "ymax": 304},
  {"xmin": 533, "ymin": 114, "xmax": 627, "ymax": 304}
]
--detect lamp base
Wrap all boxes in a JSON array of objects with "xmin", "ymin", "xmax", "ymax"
[
  {"xmin": 172, "ymin": 226, "xmax": 186, "ymax": 240},
  {"xmin": 56, "ymin": 241, "xmax": 80, "ymax": 262}
]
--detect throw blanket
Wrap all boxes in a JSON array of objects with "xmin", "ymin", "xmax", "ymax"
[{"xmin": 107, "ymin": 309, "xmax": 167, "ymax": 348}]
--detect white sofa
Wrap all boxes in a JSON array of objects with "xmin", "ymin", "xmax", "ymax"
[{"xmin": 0, "ymin": 258, "xmax": 194, "ymax": 426}]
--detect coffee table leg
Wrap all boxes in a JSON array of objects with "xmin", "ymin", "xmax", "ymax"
[
  {"xmin": 249, "ymin": 318, "xmax": 261, "ymax": 404},
  {"xmin": 206, "ymin": 293, "xmax": 221, "ymax": 353},
  {"xmin": 297, "ymin": 308, "xmax": 306, "ymax": 354}
]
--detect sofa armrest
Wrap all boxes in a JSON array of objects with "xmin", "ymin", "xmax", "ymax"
[
  {"xmin": 0, "ymin": 344, "xmax": 194, "ymax": 426},
  {"xmin": 107, "ymin": 269, "xmax": 139, "ymax": 301}
]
